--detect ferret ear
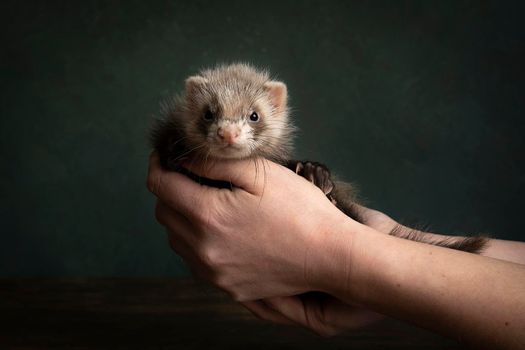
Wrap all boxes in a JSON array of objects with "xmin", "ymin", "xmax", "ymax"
[
  {"xmin": 185, "ymin": 76, "xmax": 208, "ymax": 96},
  {"xmin": 264, "ymin": 81, "xmax": 288, "ymax": 113}
]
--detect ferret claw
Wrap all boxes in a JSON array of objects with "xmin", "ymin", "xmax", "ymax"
[{"xmin": 293, "ymin": 161, "xmax": 335, "ymax": 196}]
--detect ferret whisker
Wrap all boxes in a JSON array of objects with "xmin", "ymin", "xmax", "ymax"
[
  {"xmin": 151, "ymin": 63, "xmax": 487, "ymax": 255},
  {"xmin": 172, "ymin": 143, "xmax": 207, "ymax": 163},
  {"xmin": 252, "ymin": 156, "xmax": 259, "ymax": 190},
  {"xmin": 171, "ymin": 136, "xmax": 189, "ymax": 147}
]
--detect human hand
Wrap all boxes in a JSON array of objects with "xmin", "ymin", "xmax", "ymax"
[
  {"xmin": 241, "ymin": 293, "xmax": 384, "ymax": 337},
  {"xmin": 148, "ymin": 153, "xmax": 355, "ymax": 301},
  {"xmin": 241, "ymin": 202, "xmax": 394, "ymax": 336},
  {"xmin": 351, "ymin": 204, "xmax": 399, "ymax": 235}
]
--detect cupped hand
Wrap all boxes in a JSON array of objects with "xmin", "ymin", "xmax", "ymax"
[
  {"xmin": 241, "ymin": 293, "xmax": 384, "ymax": 337},
  {"xmin": 148, "ymin": 153, "xmax": 354, "ymax": 301},
  {"xmin": 240, "ymin": 202, "xmax": 397, "ymax": 336}
]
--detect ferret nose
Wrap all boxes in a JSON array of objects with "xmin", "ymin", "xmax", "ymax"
[{"xmin": 217, "ymin": 126, "xmax": 240, "ymax": 144}]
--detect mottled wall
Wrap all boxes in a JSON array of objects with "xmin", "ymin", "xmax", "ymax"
[{"xmin": 1, "ymin": 1, "xmax": 524, "ymax": 276}]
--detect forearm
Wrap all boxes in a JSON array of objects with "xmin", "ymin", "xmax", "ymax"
[
  {"xmin": 317, "ymin": 220, "xmax": 525, "ymax": 349},
  {"xmin": 480, "ymin": 239, "xmax": 525, "ymax": 265},
  {"xmin": 398, "ymin": 225, "xmax": 525, "ymax": 265}
]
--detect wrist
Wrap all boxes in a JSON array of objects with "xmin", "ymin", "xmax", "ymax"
[
  {"xmin": 305, "ymin": 212, "xmax": 369, "ymax": 297},
  {"xmin": 314, "ymin": 220, "xmax": 404, "ymax": 306}
]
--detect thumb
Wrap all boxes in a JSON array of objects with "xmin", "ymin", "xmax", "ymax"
[
  {"xmin": 182, "ymin": 157, "xmax": 279, "ymax": 195},
  {"xmin": 147, "ymin": 152, "xmax": 219, "ymax": 219}
]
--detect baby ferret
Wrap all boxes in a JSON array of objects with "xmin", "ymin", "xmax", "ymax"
[{"xmin": 150, "ymin": 63, "xmax": 487, "ymax": 254}]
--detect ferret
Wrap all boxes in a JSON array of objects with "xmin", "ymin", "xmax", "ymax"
[{"xmin": 150, "ymin": 63, "xmax": 487, "ymax": 254}]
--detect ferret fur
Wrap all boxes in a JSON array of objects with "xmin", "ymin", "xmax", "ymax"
[{"xmin": 150, "ymin": 63, "xmax": 487, "ymax": 254}]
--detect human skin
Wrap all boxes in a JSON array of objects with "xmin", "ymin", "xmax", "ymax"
[
  {"xmin": 148, "ymin": 154, "xmax": 525, "ymax": 349},
  {"xmin": 354, "ymin": 204, "xmax": 525, "ymax": 266}
]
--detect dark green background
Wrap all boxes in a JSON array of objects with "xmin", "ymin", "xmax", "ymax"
[{"xmin": 1, "ymin": 1, "xmax": 524, "ymax": 276}]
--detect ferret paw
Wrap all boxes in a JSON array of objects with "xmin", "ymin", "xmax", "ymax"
[{"xmin": 294, "ymin": 161, "xmax": 335, "ymax": 196}]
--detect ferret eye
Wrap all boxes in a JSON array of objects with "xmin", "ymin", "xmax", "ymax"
[
  {"xmin": 249, "ymin": 112, "xmax": 259, "ymax": 122},
  {"xmin": 203, "ymin": 110, "xmax": 214, "ymax": 122}
]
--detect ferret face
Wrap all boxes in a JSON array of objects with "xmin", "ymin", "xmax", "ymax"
[
  {"xmin": 194, "ymin": 97, "xmax": 272, "ymax": 159},
  {"xmin": 181, "ymin": 64, "xmax": 292, "ymax": 161}
]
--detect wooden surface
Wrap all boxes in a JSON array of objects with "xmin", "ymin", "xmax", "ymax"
[{"xmin": 0, "ymin": 278, "xmax": 464, "ymax": 349}]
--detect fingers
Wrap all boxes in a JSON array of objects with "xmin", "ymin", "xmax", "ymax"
[
  {"xmin": 241, "ymin": 300, "xmax": 296, "ymax": 326},
  {"xmin": 332, "ymin": 306, "xmax": 384, "ymax": 330},
  {"xmin": 264, "ymin": 296, "xmax": 340, "ymax": 337},
  {"xmin": 318, "ymin": 297, "xmax": 385, "ymax": 330},
  {"xmin": 156, "ymin": 200, "xmax": 195, "ymax": 243},
  {"xmin": 350, "ymin": 203, "xmax": 398, "ymax": 234},
  {"xmin": 147, "ymin": 152, "xmax": 163, "ymax": 196},
  {"xmin": 147, "ymin": 152, "xmax": 219, "ymax": 219},
  {"xmin": 155, "ymin": 200, "xmax": 191, "ymax": 232},
  {"xmin": 247, "ymin": 296, "xmax": 384, "ymax": 335},
  {"xmin": 263, "ymin": 296, "xmax": 309, "ymax": 326},
  {"xmin": 155, "ymin": 200, "xmax": 200, "ymax": 265},
  {"xmin": 182, "ymin": 157, "xmax": 277, "ymax": 195}
]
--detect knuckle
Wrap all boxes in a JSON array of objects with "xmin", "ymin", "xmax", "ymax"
[
  {"xmin": 196, "ymin": 245, "xmax": 220, "ymax": 268},
  {"xmin": 188, "ymin": 195, "xmax": 211, "ymax": 224},
  {"xmin": 147, "ymin": 172, "xmax": 162, "ymax": 195},
  {"xmin": 195, "ymin": 200, "xmax": 221, "ymax": 230},
  {"xmin": 228, "ymin": 290, "xmax": 246, "ymax": 302},
  {"xmin": 192, "ymin": 209, "xmax": 208, "ymax": 228}
]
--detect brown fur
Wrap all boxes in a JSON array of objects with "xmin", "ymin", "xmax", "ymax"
[
  {"xmin": 150, "ymin": 63, "xmax": 295, "ymax": 170},
  {"xmin": 151, "ymin": 63, "xmax": 487, "ymax": 254}
]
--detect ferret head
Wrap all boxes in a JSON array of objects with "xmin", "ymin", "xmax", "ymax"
[{"xmin": 178, "ymin": 63, "xmax": 295, "ymax": 161}]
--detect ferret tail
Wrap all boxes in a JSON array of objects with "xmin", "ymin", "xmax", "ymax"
[{"xmin": 389, "ymin": 225, "xmax": 489, "ymax": 254}]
